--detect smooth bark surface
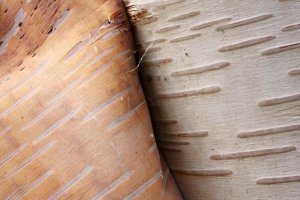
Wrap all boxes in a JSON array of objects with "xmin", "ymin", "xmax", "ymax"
[{"xmin": 126, "ymin": 0, "xmax": 300, "ymax": 199}]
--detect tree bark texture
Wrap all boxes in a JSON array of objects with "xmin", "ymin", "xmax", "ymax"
[
  {"xmin": 0, "ymin": 0, "xmax": 182, "ymax": 199},
  {"xmin": 126, "ymin": 0, "xmax": 300, "ymax": 199}
]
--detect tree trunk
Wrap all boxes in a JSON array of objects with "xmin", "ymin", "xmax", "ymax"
[
  {"xmin": 126, "ymin": 0, "xmax": 300, "ymax": 199},
  {"xmin": 0, "ymin": 0, "xmax": 181, "ymax": 199}
]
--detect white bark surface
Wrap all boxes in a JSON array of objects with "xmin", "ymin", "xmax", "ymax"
[{"xmin": 127, "ymin": 0, "xmax": 300, "ymax": 199}]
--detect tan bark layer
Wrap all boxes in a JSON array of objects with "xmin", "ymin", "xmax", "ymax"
[{"xmin": 0, "ymin": 0, "xmax": 181, "ymax": 199}]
